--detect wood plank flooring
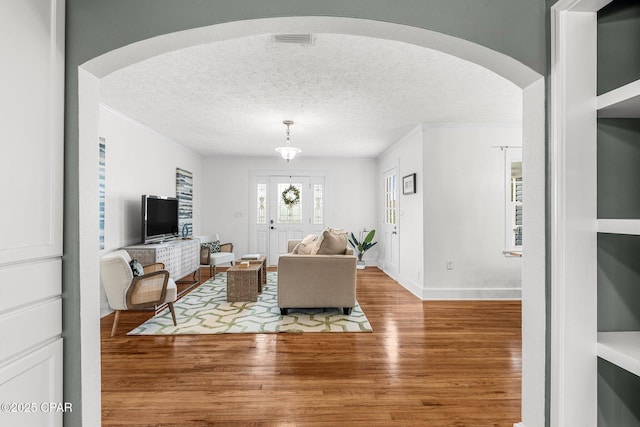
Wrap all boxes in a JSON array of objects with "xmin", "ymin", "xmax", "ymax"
[{"xmin": 101, "ymin": 267, "xmax": 521, "ymax": 426}]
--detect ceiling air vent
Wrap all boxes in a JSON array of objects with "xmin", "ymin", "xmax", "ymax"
[{"xmin": 273, "ymin": 34, "xmax": 314, "ymax": 45}]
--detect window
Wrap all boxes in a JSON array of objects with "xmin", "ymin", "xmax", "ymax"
[
  {"xmin": 505, "ymin": 149, "xmax": 522, "ymax": 253},
  {"xmin": 513, "ymin": 178, "xmax": 523, "ymax": 246},
  {"xmin": 256, "ymin": 183, "xmax": 267, "ymax": 224},
  {"xmin": 313, "ymin": 184, "xmax": 323, "ymax": 225},
  {"xmin": 384, "ymin": 173, "xmax": 397, "ymax": 225},
  {"xmin": 254, "ymin": 178, "xmax": 324, "ymax": 226},
  {"xmin": 278, "ymin": 183, "xmax": 302, "ymax": 224}
]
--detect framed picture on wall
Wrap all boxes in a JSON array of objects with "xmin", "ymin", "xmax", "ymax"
[
  {"xmin": 176, "ymin": 167, "xmax": 193, "ymax": 237},
  {"xmin": 402, "ymin": 173, "xmax": 416, "ymax": 195}
]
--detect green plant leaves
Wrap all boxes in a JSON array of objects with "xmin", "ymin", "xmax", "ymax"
[
  {"xmin": 363, "ymin": 230, "xmax": 376, "ymax": 244},
  {"xmin": 348, "ymin": 230, "xmax": 377, "ymax": 253}
]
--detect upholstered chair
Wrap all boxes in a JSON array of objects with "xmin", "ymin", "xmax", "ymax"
[
  {"xmin": 100, "ymin": 250, "xmax": 177, "ymax": 337},
  {"xmin": 196, "ymin": 234, "xmax": 235, "ymax": 276}
]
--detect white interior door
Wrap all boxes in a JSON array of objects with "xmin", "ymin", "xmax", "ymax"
[
  {"xmin": 382, "ymin": 168, "xmax": 399, "ymax": 278},
  {"xmin": 0, "ymin": 1, "xmax": 65, "ymax": 426}
]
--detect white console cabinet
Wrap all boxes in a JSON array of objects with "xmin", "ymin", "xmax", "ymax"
[{"xmin": 124, "ymin": 238, "xmax": 200, "ymax": 282}]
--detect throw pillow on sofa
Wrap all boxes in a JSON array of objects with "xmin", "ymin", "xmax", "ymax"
[
  {"xmin": 292, "ymin": 233, "xmax": 317, "ymax": 255},
  {"xmin": 314, "ymin": 227, "xmax": 348, "ymax": 255}
]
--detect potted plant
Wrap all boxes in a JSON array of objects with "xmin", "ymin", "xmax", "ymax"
[{"xmin": 348, "ymin": 229, "xmax": 377, "ymax": 269}]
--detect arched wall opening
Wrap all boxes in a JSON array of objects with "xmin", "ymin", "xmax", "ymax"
[{"xmin": 76, "ymin": 16, "xmax": 544, "ymax": 426}]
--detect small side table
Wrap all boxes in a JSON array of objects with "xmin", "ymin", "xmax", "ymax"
[
  {"xmin": 236, "ymin": 256, "xmax": 267, "ymax": 289},
  {"xmin": 226, "ymin": 263, "xmax": 262, "ymax": 302}
]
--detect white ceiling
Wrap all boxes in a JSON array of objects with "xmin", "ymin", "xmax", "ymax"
[{"xmin": 100, "ymin": 33, "xmax": 522, "ymax": 159}]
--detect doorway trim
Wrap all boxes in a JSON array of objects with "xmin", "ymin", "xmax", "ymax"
[{"xmin": 549, "ymin": 1, "xmax": 603, "ymax": 424}]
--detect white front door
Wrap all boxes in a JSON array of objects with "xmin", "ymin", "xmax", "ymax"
[
  {"xmin": 382, "ymin": 168, "xmax": 399, "ymax": 279},
  {"xmin": 268, "ymin": 176, "xmax": 326, "ymax": 264},
  {"xmin": 0, "ymin": 1, "xmax": 65, "ymax": 426},
  {"xmin": 249, "ymin": 174, "xmax": 325, "ymax": 266}
]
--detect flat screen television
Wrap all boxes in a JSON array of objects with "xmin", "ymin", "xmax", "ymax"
[{"xmin": 141, "ymin": 195, "xmax": 179, "ymax": 244}]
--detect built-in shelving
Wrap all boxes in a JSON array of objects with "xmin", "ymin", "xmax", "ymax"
[
  {"xmin": 553, "ymin": 0, "xmax": 640, "ymax": 423},
  {"xmin": 598, "ymin": 219, "xmax": 640, "ymax": 235},
  {"xmin": 597, "ymin": 79, "xmax": 640, "ymax": 117},
  {"xmin": 595, "ymin": 1, "xmax": 640, "ymax": 424},
  {"xmin": 597, "ymin": 331, "xmax": 640, "ymax": 378}
]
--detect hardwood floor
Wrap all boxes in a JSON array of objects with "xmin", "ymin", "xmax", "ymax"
[{"xmin": 101, "ymin": 267, "xmax": 521, "ymax": 426}]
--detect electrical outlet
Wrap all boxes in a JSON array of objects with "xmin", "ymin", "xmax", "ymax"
[{"xmin": 446, "ymin": 261, "xmax": 453, "ymax": 270}]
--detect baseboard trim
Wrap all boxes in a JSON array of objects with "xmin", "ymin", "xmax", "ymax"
[
  {"xmin": 422, "ymin": 287, "xmax": 522, "ymax": 300},
  {"xmin": 396, "ymin": 274, "xmax": 424, "ymax": 300},
  {"xmin": 388, "ymin": 275, "xmax": 522, "ymax": 301}
]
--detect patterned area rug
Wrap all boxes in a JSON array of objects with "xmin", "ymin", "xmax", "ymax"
[{"xmin": 128, "ymin": 271, "xmax": 372, "ymax": 335}]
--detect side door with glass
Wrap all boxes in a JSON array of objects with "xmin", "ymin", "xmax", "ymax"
[{"xmin": 382, "ymin": 168, "xmax": 399, "ymax": 278}]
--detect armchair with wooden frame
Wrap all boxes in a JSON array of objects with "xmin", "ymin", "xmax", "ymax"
[
  {"xmin": 100, "ymin": 249, "xmax": 177, "ymax": 337},
  {"xmin": 197, "ymin": 234, "xmax": 235, "ymax": 277}
]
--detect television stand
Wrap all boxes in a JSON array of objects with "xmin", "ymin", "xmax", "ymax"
[{"xmin": 123, "ymin": 239, "xmax": 200, "ymax": 289}]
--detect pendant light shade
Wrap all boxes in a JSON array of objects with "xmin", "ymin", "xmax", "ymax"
[{"xmin": 275, "ymin": 120, "xmax": 301, "ymax": 162}]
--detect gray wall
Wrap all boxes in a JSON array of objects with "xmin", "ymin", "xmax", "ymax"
[
  {"xmin": 598, "ymin": 358, "xmax": 640, "ymax": 426},
  {"xmin": 598, "ymin": 119, "xmax": 640, "ymax": 219},
  {"xmin": 64, "ymin": 1, "xmax": 547, "ymax": 424},
  {"xmin": 597, "ymin": 0, "xmax": 640, "ymax": 94}
]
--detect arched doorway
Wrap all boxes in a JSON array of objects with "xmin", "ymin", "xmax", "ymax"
[{"xmin": 77, "ymin": 16, "xmax": 544, "ymax": 425}]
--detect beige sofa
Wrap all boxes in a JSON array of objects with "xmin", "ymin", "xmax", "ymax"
[{"xmin": 277, "ymin": 239, "xmax": 357, "ymax": 315}]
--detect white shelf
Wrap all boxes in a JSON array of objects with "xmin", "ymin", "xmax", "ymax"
[
  {"xmin": 597, "ymin": 79, "xmax": 640, "ymax": 118},
  {"xmin": 598, "ymin": 331, "xmax": 640, "ymax": 377},
  {"xmin": 597, "ymin": 219, "xmax": 640, "ymax": 235}
]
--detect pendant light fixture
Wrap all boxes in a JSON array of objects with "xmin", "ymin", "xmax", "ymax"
[{"xmin": 275, "ymin": 120, "xmax": 301, "ymax": 162}]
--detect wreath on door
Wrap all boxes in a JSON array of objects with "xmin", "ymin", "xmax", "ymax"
[{"xmin": 282, "ymin": 185, "xmax": 300, "ymax": 207}]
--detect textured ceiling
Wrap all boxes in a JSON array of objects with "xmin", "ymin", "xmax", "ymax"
[{"xmin": 100, "ymin": 33, "xmax": 522, "ymax": 158}]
